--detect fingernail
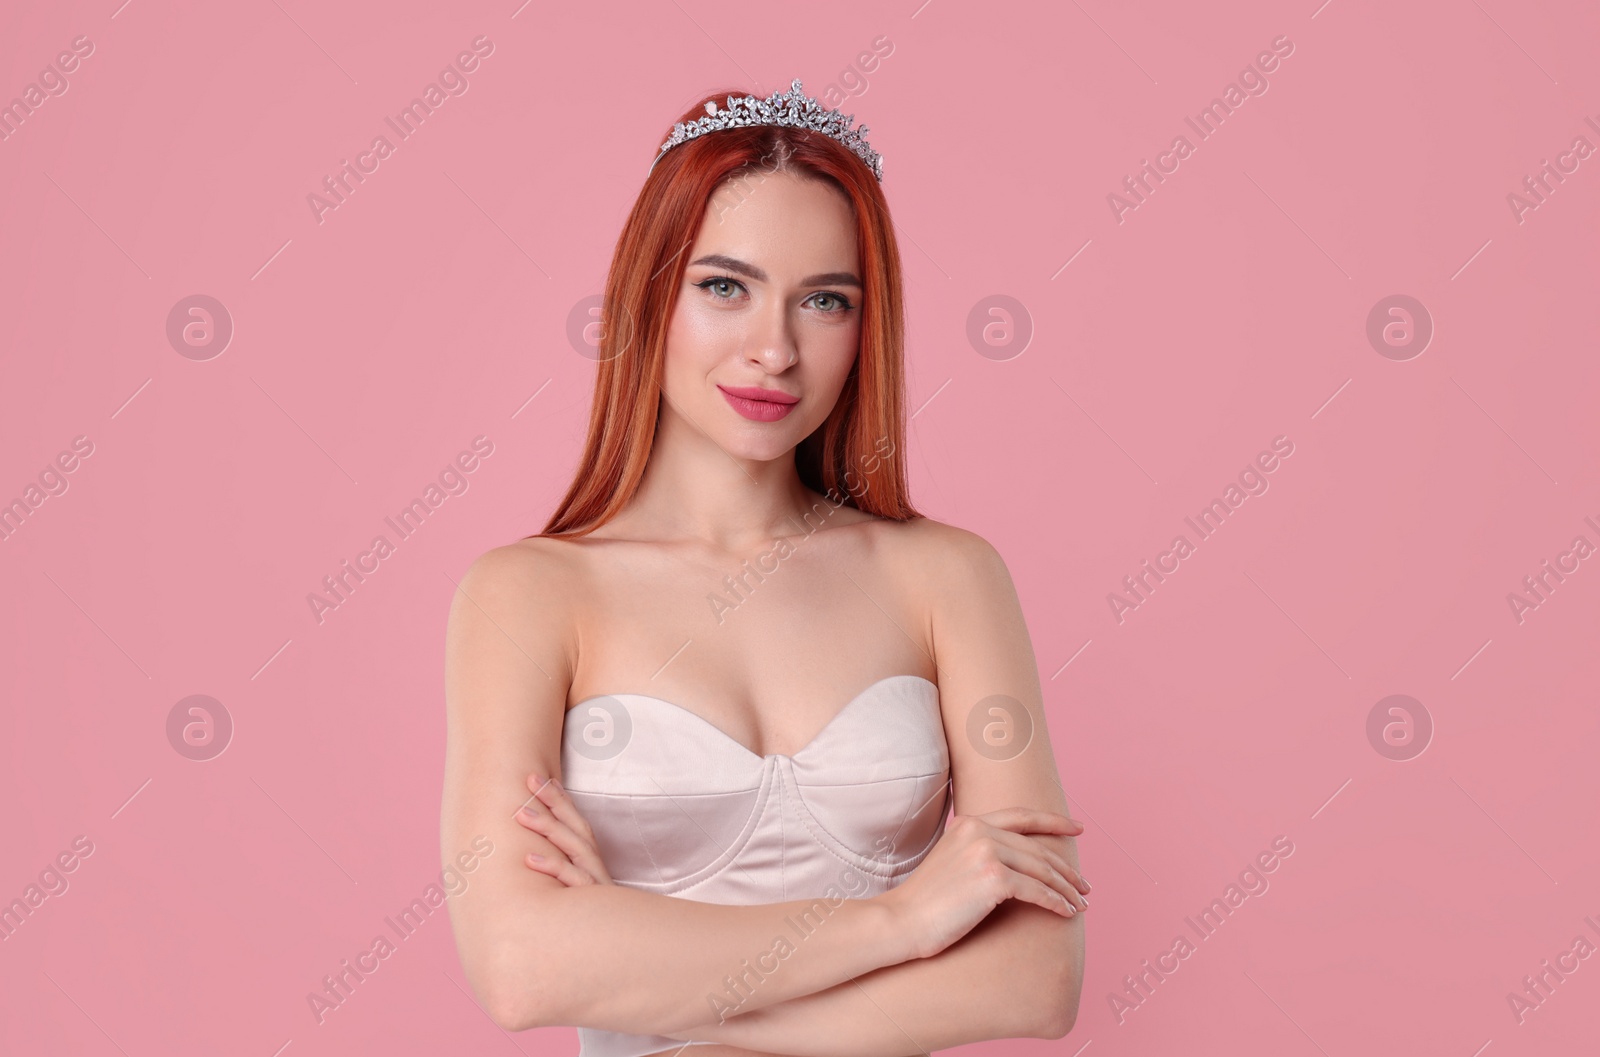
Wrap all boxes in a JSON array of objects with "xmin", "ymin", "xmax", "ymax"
[
  {"xmin": 1083, "ymin": 877, "xmax": 1092, "ymax": 890},
  {"xmin": 529, "ymin": 772, "xmax": 543, "ymax": 787},
  {"xmin": 520, "ymin": 803, "xmax": 539, "ymax": 816},
  {"xmin": 528, "ymin": 853, "xmax": 544, "ymax": 864}
]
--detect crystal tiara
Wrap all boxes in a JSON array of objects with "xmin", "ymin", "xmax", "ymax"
[{"xmin": 649, "ymin": 77, "xmax": 884, "ymax": 182}]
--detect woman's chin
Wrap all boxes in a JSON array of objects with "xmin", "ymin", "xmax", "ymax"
[
  {"xmin": 713, "ymin": 426, "xmax": 804, "ymax": 463},
  {"xmin": 725, "ymin": 439, "xmax": 799, "ymax": 463}
]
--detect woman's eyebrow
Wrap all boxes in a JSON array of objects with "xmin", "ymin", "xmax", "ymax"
[{"xmin": 689, "ymin": 253, "xmax": 862, "ymax": 288}]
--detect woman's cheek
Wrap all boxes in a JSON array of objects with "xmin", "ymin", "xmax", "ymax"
[{"xmin": 679, "ymin": 300, "xmax": 743, "ymax": 351}]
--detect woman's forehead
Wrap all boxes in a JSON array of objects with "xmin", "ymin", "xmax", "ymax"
[{"xmin": 691, "ymin": 186, "xmax": 858, "ymax": 277}]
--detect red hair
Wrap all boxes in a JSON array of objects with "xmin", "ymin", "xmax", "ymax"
[{"xmin": 534, "ymin": 86, "xmax": 919, "ymax": 539}]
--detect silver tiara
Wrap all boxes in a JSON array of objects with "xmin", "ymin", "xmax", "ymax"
[{"xmin": 649, "ymin": 77, "xmax": 884, "ymax": 182}]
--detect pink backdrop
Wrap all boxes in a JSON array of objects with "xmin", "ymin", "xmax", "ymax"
[{"xmin": 3, "ymin": 0, "xmax": 1598, "ymax": 1054}]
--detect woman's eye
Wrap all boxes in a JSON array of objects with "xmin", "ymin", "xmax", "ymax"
[
  {"xmin": 697, "ymin": 277, "xmax": 743, "ymax": 300},
  {"xmin": 695, "ymin": 278, "xmax": 853, "ymax": 314}
]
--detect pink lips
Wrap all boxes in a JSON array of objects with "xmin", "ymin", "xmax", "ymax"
[{"xmin": 717, "ymin": 384, "xmax": 798, "ymax": 422}]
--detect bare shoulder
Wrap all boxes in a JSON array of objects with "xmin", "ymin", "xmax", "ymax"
[
  {"xmin": 857, "ymin": 516, "xmax": 1020, "ymax": 672},
  {"xmin": 448, "ymin": 535, "xmax": 591, "ymax": 677},
  {"xmin": 874, "ymin": 515, "xmax": 1014, "ymax": 593},
  {"xmin": 458, "ymin": 534, "xmax": 587, "ymax": 592}
]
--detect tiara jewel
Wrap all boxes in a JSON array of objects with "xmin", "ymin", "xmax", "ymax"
[{"xmin": 649, "ymin": 77, "xmax": 884, "ymax": 182}]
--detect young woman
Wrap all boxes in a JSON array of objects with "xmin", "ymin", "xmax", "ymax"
[{"xmin": 441, "ymin": 79, "xmax": 1088, "ymax": 1057}]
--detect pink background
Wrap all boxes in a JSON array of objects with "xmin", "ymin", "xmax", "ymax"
[{"xmin": 3, "ymin": 0, "xmax": 1598, "ymax": 1054}]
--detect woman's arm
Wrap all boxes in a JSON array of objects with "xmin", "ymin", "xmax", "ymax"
[
  {"xmin": 513, "ymin": 772, "xmax": 1085, "ymax": 1054},
  {"xmin": 441, "ymin": 544, "xmax": 918, "ymax": 1034},
  {"xmin": 665, "ymin": 523, "xmax": 1088, "ymax": 1051},
  {"xmin": 666, "ymin": 895, "xmax": 1080, "ymax": 1056},
  {"xmin": 444, "ymin": 543, "xmax": 1081, "ymax": 1034}
]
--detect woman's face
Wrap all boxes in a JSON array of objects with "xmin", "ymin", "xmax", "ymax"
[{"xmin": 660, "ymin": 168, "xmax": 862, "ymax": 463}]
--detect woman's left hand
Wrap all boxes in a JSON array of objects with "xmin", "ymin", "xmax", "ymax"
[{"xmin": 513, "ymin": 772, "xmax": 613, "ymax": 886}]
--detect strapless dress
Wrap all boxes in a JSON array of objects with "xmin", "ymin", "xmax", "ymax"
[{"xmin": 558, "ymin": 673, "xmax": 951, "ymax": 1057}]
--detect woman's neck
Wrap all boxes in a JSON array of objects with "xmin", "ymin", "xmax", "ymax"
[{"xmin": 599, "ymin": 407, "xmax": 832, "ymax": 550}]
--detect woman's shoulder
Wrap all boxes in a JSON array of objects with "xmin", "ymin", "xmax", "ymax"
[
  {"xmin": 855, "ymin": 516, "xmax": 1016, "ymax": 621},
  {"xmin": 463, "ymin": 533, "xmax": 588, "ymax": 574},
  {"xmin": 444, "ymin": 537, "xmax": 592, "ymax": 690},
  {"xmin": 453, "ymin": 535, "xmax": 595, "ymax": 621},
  {"xmin": 877, "ymin": 520, "xmax": 1023, "ymax": 668},
  {"xmin": 871, "ymin": 514, "xmax": 1009, "ymax": 575}
]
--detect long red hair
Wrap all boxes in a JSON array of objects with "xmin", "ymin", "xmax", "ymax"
[{"xmin": 534, "ymin": 86, "xmax": 919, "ymax": 538}]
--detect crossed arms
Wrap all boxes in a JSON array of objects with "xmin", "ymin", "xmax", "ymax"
[{"xmin": 440, "ymin": 525, "xmax": 1086, "ymax": 1053}]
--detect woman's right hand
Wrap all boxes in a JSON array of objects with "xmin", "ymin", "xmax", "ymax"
[{"xmin": 879, "ymin": 808, "xmax": 1089, "ymax": 961}]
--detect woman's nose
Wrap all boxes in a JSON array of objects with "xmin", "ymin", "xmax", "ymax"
[{"xmin": 744, "ymin": 302, "xmax": 798, "ymax": 370}]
